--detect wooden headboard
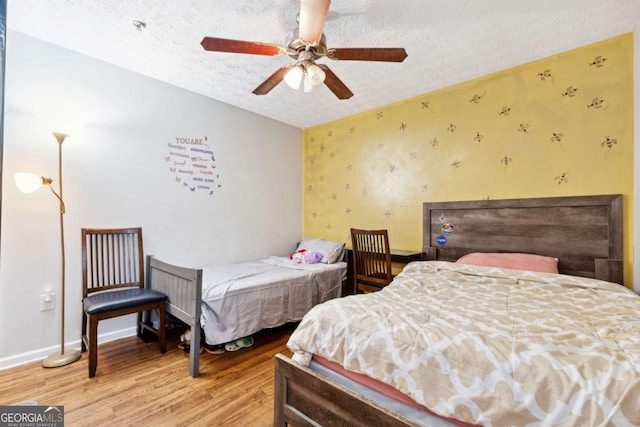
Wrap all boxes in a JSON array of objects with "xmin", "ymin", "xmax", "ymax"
[{"xmin": 422, "ymin": 194, "xmax": 623, "ymax": 284}]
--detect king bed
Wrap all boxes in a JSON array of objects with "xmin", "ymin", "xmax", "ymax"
[
  {"xmin": 145, "ymin": 238, "xmax": 347, "ymax": 377},
  {"xmin": 274, "ymin": 194, "xmax": 640, "ymax": 426}
]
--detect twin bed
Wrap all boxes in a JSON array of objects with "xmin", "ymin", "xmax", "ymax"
[
  {"xmin": 146, "ymin": 240, "xmax": 347, "ymax": 377},
  {"xmin": 275, "ymin": 194, "xmax": 640, "ymax": 426}
]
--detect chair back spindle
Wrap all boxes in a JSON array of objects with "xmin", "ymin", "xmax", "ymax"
[
  {"xmin": 350, "ymin": 228, "xmax": 393, "ymax": 293},
  {"xmin": 82, "ymin": 228, "xmax": 144, "ymax": 296}
]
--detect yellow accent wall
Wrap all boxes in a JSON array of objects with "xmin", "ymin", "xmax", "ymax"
[{"xmin": 303, "ymin": 33, "xmax": 634, "ymax": 287}]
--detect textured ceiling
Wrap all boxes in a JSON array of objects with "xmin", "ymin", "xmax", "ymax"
[{"xmin": 7, "ymin": 0, "xmax": 640, "ymax": 129}]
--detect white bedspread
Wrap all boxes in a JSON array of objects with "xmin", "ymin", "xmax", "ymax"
[{"xmin": 200, "ymin": 256, "xmax": 346, "ymax": 345}]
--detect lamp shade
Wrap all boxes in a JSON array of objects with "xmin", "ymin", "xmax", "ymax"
[
  {"xmin": 284, "ymin": 65, "xmax": 304, "ymax": 89},
  {"xmin": 306, "ymin": 63, "xmax": 326, "ymax": 86},
  {"xmin": 15, "ymin": 172, "xmax": 45, "ymax": 194}
]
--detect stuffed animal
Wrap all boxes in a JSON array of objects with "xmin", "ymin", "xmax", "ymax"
[
  {"xmin": 304, "ymin": 250, "xmax": 323, "ymax": 264},
  {"xmin": 290, "ymin": 249, "xmax": 323, "ymax": 264},
  {"xmin": 290, "ymin": 249, "xmax": 307, "ymax": 263}
]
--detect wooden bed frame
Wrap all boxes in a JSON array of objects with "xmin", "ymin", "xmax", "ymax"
[
  {"xmin": 274, "ymin": 194, "xmax": 624, "ymax": 426},
  {"xmin": 145, "ymin": 255, "xmax": 203, "ymax": 377},
  {"xmin": 422, "ymin": 194, "xmax": 623, "ymax": 284}
]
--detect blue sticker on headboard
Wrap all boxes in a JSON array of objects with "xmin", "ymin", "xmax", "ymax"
[{"xmin": 436, "ymin": 235, "xmax": 447, "ymax": 245}]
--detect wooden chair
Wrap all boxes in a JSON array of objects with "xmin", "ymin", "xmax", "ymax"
[
  {"xmin": 81, "ymin": 227, "xmax": 167, "ymax": 378},
  {"xmin": 350, "ymin": 228, "xmax": 393, "ymax": 294}
]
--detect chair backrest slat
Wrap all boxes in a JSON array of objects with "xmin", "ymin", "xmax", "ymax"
[
  {"xmin": 350, "ymin": 228, "xmax": 392, "ymax": 291},
  {"xmin": 82, "ymin": 227, "xmax": 144, "ymax": 297}
]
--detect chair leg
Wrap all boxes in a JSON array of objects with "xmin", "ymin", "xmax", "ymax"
[
  {"xmin": 88, "ymin": 316, "xmax": 99, "ymax": 378},
  {"xmin": 158, "ymin": 305, "xmax": 166, "ymax": 354},
  {"xmin": 136, "ymin": 312, "xmax": 143, "ymax": 337},
  {"xmin": 81, "ymin": 311, "xmax": 88, "ymax": 352}
]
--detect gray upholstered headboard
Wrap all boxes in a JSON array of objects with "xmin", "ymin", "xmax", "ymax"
[{"xmin": 422, "ymin": 194, "xmax": 623, "ymax": 284}]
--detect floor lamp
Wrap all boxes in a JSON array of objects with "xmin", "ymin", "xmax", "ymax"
[{"xmin": 15, "ymin": 132, "xmax": 82, "ymax": 368}]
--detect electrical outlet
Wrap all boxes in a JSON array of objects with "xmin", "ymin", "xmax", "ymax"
[{"xmin": 40, "ymin": 289, "xmax": 55, "ymax": 311}]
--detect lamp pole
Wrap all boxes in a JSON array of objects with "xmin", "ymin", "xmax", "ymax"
[{"xmin": 42, "ymin": 132, "xmax": 81, "ymax": 368}]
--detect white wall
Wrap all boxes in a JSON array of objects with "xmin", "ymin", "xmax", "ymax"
[{"xmin": 0, "ymin": 32, "xmax": 303, "ymax": 368}]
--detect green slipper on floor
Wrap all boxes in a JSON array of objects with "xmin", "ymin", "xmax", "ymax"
[{"xmin": 224, "ymin": 336, "xmax": 254, "ymax": 352}]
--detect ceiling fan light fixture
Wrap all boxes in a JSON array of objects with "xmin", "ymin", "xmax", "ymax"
[
  {"xmin": 303, "ymin": 76, "xmax": 314, "ymax": 93},
  {"xmin": 284, "ymin": 65, "xmax": 304, "ymax": 89},
  {"xmin": 306, "ymin": 63, "xmax": 326, "ymax": 86}
]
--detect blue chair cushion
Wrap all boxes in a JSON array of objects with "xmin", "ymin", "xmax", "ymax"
[{"xmin": 83, "ymin": 288, "xmax": 167, "ymax": 315}]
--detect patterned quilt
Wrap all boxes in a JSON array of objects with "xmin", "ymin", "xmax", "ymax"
[{"xmin": 287, "ymin": 261, "xmax": 640, "ymax": 427}]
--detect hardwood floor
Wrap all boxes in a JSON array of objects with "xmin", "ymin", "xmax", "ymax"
[{"xmin": 0, "ymin": 323, "xmax": 296, "ymax": 426}]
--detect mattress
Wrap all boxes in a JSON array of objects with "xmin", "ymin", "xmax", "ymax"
[
  {"xmin": 200, "ymin": 256, "xmax": 347, "ymax": 345},
  {"xmin": 288, "ymin": 261, "xmax": 640, "ymax": 426},
  {"xmin": 310, "ymin": 355, "xmax": 476, "ymax": 427}
]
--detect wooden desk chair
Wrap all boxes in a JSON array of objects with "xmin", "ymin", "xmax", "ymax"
[
  {"xmin": 81, "ymin": 227, "xmax": 167, "ymax": 378},
  {"xmin": 350, "ymin": 228, "xmax": 393, "ymax": 294}
]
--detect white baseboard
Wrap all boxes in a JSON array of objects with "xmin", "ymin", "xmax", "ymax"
[{"xmin": 0, "ymin": 327, "xmax": 137, "ymax": 371}]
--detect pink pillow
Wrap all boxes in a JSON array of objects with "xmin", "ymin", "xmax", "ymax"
[{"xmin": 456, "ymin": 252, "xmax": 559, "ymax": 274}]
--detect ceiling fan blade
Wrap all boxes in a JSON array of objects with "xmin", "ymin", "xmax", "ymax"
[
  {"xmin": 299, "ymin": 0, "xmax": 331, "ymax": 44},
  {"xmin": 317, "ymin": 64, "xmax": 353, "ymax": 99},
  {"xmin": 201, "ymin": 37, "xmax": 286, "ymax": 56},
  {"xmin": 253, "ymin": 66, "xmax": 293, "ymax": 95},
  {"xmin": 327, "ymin": 48, "xmax": 408, "ymax": 62}
]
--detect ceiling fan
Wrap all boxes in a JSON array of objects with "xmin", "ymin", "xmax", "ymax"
[{"xmin": 200, "ymin": 0, "xmax": 408, "ymax": 100}]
